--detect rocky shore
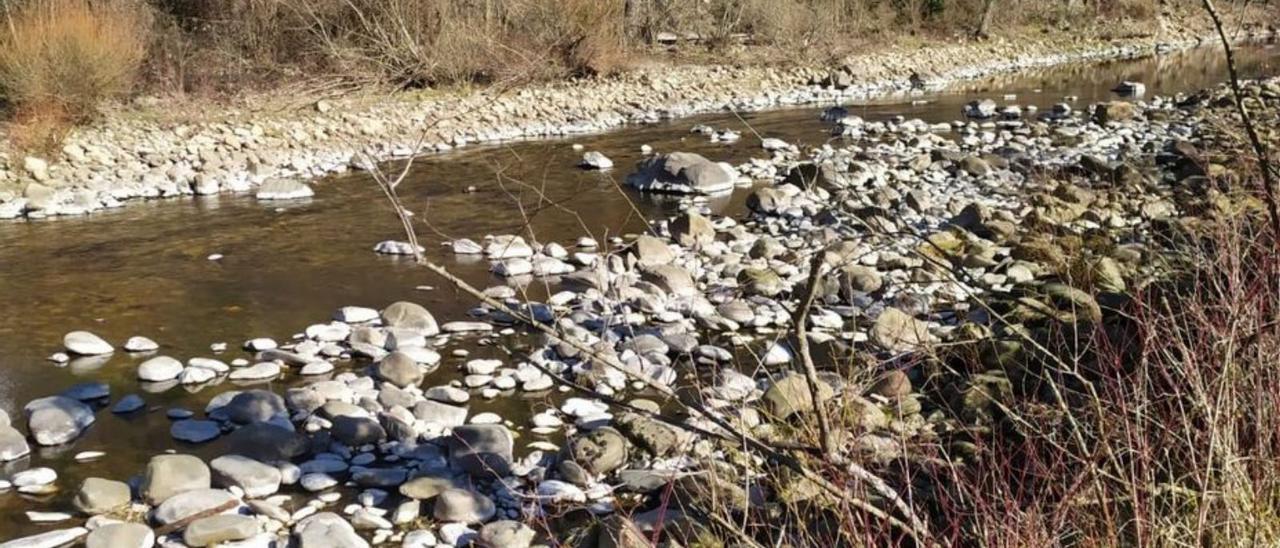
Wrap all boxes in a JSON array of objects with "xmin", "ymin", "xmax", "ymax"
[
  {"xmin": 2, "ymin": 59, "xmax": 1277, "ymax": 546},
  {"xmin": 0, "ymin": 23, "xmax": 1273, "ymax": 221}
]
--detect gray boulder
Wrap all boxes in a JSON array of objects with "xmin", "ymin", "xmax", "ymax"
[
  {"xmin": 85, "ymin": 523, "xmax": 153, "ymax": 548},
  {"xmin": 74, "ymin": 477, "xmax": 131, "ymax": 514},
  {"xmin": 24, "ymin": 395, "xmax": 95, "ymax": 446},
  {"xmin": 381, "ymin": 301, "xmax": 439, "ymax": 335},
  {"xmin": 141, "ymin": 454, "xmax": 211, "ymax": 505},
  {"xmin": 625, "ymin": 152, "xmax": 736, "ymax": 194},
  {"xmin": 450, "ymin": 425, "xmax": 514, "ymax": 477},
  {"xmin": 293, "ymin": 512, "xmax": 370, "ymax": 548},
  {"xmin": 211, "ymin": 454, "xmax": 282, "ymax": 498}
]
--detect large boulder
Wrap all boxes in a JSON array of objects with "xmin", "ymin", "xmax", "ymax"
[
  {"xmin": 376, "ymin": 351, "xmax": 423, "ymax": 388},
  {"xmin": 141, "ymin": 454, "xmax": 211, "ymax": 505},
  {"xmin": 74, "ymin": 477, "xmax": 132, "ymax": 515},
  {"xmin": 24, "ymin": 395, "xmax": 95, "ymax": 446},
  {"xmin": 625, "ymin": 152, "xmax": 736, "ymax": 194},
  {"xmin": 433, "ymin": 488, "xmax": 497, "ymax": 523},
  {"xmin": 220, "ymin": 390, "xmax": 286, "ymax": 424},
  {"xmin": 224, "ymin": 422, "xmax": 309, "ymax": 462},
  {"xmin": 380, "ymin": 301, "xmax": 439, "ymax": 335},
  {"xmin": 569, "ymin": 427, "xmax": 629, "ymax": 475},
  {"xmin": 450, "ymin": 425, "xmax": 514, "ymax": 477}
]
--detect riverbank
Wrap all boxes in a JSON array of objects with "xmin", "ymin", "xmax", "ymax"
[
  {"xmin": 0, "ymin": 14, "xmax": 1273, "ymax": 221},
  {"xmin": 1, "ymin": 40, "xmax": 1278, "ymax": 544}
]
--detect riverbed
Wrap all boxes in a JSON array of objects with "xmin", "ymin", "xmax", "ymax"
[{"xmin": 0, "ymin": 42, "xmax": 1276, "ymax": 539}]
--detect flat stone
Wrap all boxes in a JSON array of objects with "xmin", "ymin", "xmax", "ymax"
[
  {"xmin": 184, "ymin": 514, "xmax": 261, "ymax": 547},
  {"xmin": 293, "ymin": 512, "xmax": 370, "ymax": 548},
  {"xmin": 0, "ymin": 425, "xmax": 31, "ymax": 462},
  {"xmin": 432, "ymin": 488, "xmax": 496, "ymax": 523},
  {"xmin": 3, "ymin": 527, "xmax": 90, "ymax": 548},
  {"xmin": 85, "ymin": 523, "xmax": 153, "ymax": 548},
  {"xmin": 123, "ymin": 336, "xmax": 159, "ymax": 352},
  {"xmin": 64, "ymin": 331, "xmax": 113, "ymax": 356},
  {"xmin": 153, "ymin": 488, "xmax": 238, "ymax": 525},
  {"xmin": 171, "ymin": 420, "xmax": 222, "ymax": 443},
  {"xmin": 211, "ymin": 455, "xmax": 282, "ymax": 498}
]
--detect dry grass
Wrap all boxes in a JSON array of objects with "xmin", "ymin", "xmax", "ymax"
[{"xmin": 0, "ymin": 0, "xmax": 151, "ymax": 120}]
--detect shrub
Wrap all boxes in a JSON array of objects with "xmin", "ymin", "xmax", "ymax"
[{"xmin": 0, "ymin": 0, "xmax": 151, "ymax": 121}]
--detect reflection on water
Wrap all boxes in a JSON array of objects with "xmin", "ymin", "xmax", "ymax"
[{"xmin": 0, "ymin": 43, "xmax": 1275, "ymax": 536}]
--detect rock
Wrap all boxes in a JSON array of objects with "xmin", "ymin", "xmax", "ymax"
[
  {"xmin": 868, "ymin": 370, "xmax": 912, "ymax": 399},
  {"xmin": 293, "ymin": 512, "xmax": 370, "ymax": 548},
  {"xmin": 964, "ymin": 99, "xmax": 997, "ymax": 119},
  {"xmin": 331, "ymin": 415, "xmax": 386, "ymax": 446},
  {"xmin": 111, "ymin": 394, "xmax": 146, "ymax": 414},
  {"xmin": 381, "ymin": 301, "xmax": 439, "ymax": 335},
  {"xmin": 400, "ymin": 473, "xmax": 463, "ymax": 500},
  {"xmin": 450, "ymin": 425, "xmax": 514, "ymax": 477},
  {"xmin": 256, "ymin": 179, "xmax": 313, "ymax": 200},
  {"xmin": 626, "ymin": 152, "xmax": 736, "ymax": 194},
  {"xmin": 141, "ymin": 453, "xmax": 211, "ymax": 505},
  {"xmin": 171, "ymin": 420, "xmax": 221, "ymax": 443},
  {"xmin": 580, "ymin": 151, "xmax": 614, "ymax": 170},
  {"xmin": 153, "ymin": 488, "xmax": 238, "ymax": 525},
  {"xmin": 377, "ymin": 351, "xmax": 424, "ymax": 388},
  {"xmin": 24, "ymin": 395, "xmax": 95, "ymax": 445},
  {"xmin": 64, "ymin": 331, "xmax": 113, "ymax": 355},
  {"xmin": 228, "ymin": 361, "xmax": 281, "ymax": 380},
  {"xmin": 85, "ymin": 523, "xmax": 153, "ymax": 548},
  {"xmin": 747, "ymin": 187, "xmax": 787, "ymax": 214},
  {"xmin": 0, "ymin": 527, "xmax": 89, "ymax": 548},
  {"xmin": 870, "ymin": 308, "xmax": 935, "ymax": 352},
  {"xmin": 222, "ymin": 390, "xmax": 287, "ymax": 424},
  {"xmin": 0, "ymin": 425, "xmax": 31, "ymax": 461},
  {"xmin": 413, "ymin": 400, "xmax": 469, "ymax": 428},
  {"xmin": 123, "ymin": 336, "xmax": 159, "ymax": 352},
  {"xmin": 629, "ymin": 235, "xmax": 675, "ymax": 266},
  {"xmin": 570, "ymin": 427, "xmax": 629, "ymax": 475},
  {"xmin": 138, "ymin": 356, "xmax": 184, "ymax": 382},
  {"xmin": 1093, "ymin": 101, "xmax": 1136, "ymax": 124},
  {"xmin": 184, "ymin": 514, "xmax": 261, "ymax": 547},
  {"xmin": 336, "ymin": 306, "xmax": 379, "ymax": 323},
  {"xmin": 433, "ymin": 488, "xmax": 496, "ymax": 523},
  {"xmin": 738, "ymin": 267, "xmax": 783, "ymax": 297},
  {"xmin": 225, "ymin": 422, "xmax": 308, "ymax": 461},
  {"xmin": 23, "ymin": 156, "xmax": 49, "ymax": 180},
  {"xmin": 211, "ymin": 455, "xmax": 282, "ymax": 498},
  {"xmin": 670, "ymin": 210, "xmax": 715, "ymax": 247},
  {"xmin": 73, "ymin": 477, "xmax": 131, "ymax": 514},
  {"xmin": 616, "ymin": 413, "xmax": 684, "ymax": 457},
  {"xmin": 959, "ymin": 156, "xmax": 991, "ymax": 176},
  {"xmin": 763, "ymin": 373, "xmax": 834, "ymax": 419},
  {"xmin": 477, "ymin": 521, "xmax": 535, "ymax": 548},
  {"xmin": 640, "ymin": 264, "xmax": 696, "ymax": 296},
  {"xmin": 594, "ymin": 515, "xmax": 648, "ymax": 548}
]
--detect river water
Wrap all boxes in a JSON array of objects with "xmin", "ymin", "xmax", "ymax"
[{"xmin": 0, "ymin": 43, "xmax": 1276, "ymax": 537}]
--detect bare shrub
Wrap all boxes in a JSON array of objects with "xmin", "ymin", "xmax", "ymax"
[
  {"xmin": 0, "ymin": 0, "xmax": 151, "ymax": 120},
  {"xmin": 6, "ymin": 100, "xmax": 72, "ymax": 156}
]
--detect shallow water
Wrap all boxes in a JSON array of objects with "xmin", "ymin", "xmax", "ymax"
[{"xmin": 0, "ymin": 43, "xmax": 1276, "ymax": 537}]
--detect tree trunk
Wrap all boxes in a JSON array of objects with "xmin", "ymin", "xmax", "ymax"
[{"xmin": 976, "ymin": 0, "xmax": 997, "ymax": 39}]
